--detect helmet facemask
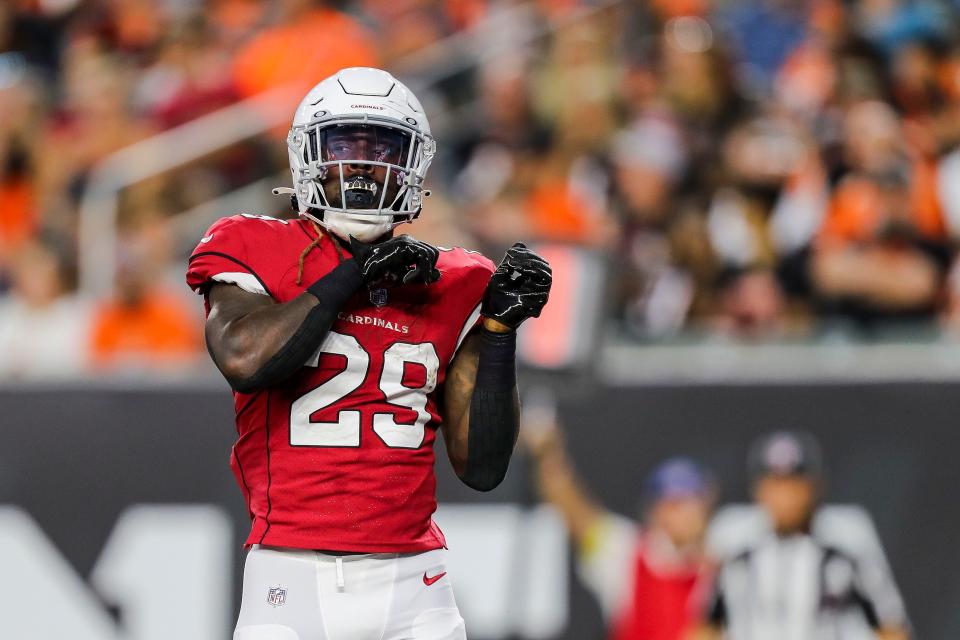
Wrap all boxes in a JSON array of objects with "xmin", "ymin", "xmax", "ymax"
[{"xmin": 287, "ymin": 117, "xmax": 435, "ymax": 242}]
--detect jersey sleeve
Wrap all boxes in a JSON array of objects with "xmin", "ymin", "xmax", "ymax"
[
  {"xmin": 185, "ymin": 215, "xmax": 274, "ymax": 297},
  {"xmin": 440, "ymin": 248, "xmax": 495, "ymax": 360}
]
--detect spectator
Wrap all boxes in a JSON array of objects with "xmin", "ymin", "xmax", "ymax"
[
  {"xmin": 713, "ymin": 267, "xmax": 790, "ymax": 337},
  {"xmin": 0, "ymin": 63, "xmax": 41, "ymax": 270},
  {"xmin": 8, "ymin": 0, "xmax": 960, "ymax": 378},
  {"xmin": 523, "ymin": 394, "xmax": 715, "ymax": 640},
  {"xmin": 361, "ymin": 0, "xmax": 454, "ymax": 63},
  {"xmin": 713, "ymin": 0, "xmax": 810, "ymax": 95},
  {"xmin": 609, "ymin": 114, "xmax": 717, "ymax": 337},
  {"xmin": 37, "ymin": 44, "xmax": 154, "ymax": 231},
  {"xmin": 0, "ymin": 235, "xmax": 89, "ymax": 379},
  {"xmin": 698, "ymin": 431, "xmax": 910, "ymax": 640},
  {"xmin": 89, "ymin": 220, "xmax": 201, "ymax": 370},
  {"xmin": 705, "ymin": 115, "xmax": 824, "ymax": 337},
  {"xmin": 453, "ymin": 58, "xmax": 554, "ymax": 250},
  {"xmin": 513, "ymin": 18, "xmax": 620, "ymax": 248},
  {"xmin": 230, "ymin": 0, "xmax": 379, "ymax": 103},
  {"xmin": 809, "ymin": 101, "xmax": 952, "ymax": 328},
  {"xmin": 135, "ymin": 16, "xmax": 239, "ymax": 129}
]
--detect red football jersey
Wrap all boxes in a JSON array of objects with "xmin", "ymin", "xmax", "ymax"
[
  {"xmin": 611, "ymin": 535, "xmax": 701, "ymax": 640},
  {"xmin": 185, "ymin": 214, "xmax": 494, "ymax": 552}
]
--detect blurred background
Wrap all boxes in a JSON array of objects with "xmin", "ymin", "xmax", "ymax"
[{"xmin": 2, "ymin": 0, "xmax": 960, "ymax": 638}]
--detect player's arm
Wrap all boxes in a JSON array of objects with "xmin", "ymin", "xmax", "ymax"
[
  {"xmin": 205, "ymin": 234, "xmax": 440, "ymax": 393},
  {"xmin": 441, "ymin": 243, "xmax": 551, "ymax": 492},
  {"xmin": 205, "ymin": 263, "xmax": 360, "ymax": 393},
  {"xmin": 441, "ymin": 320, "xmax": 518, "ymax": 486},
  {"xmin": 522, "ymin": 414, "xmax": 606, "ymax": 545}
]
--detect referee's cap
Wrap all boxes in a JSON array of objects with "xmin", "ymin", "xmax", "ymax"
[
  {"xmin": 748, "ymin": 430, "xmax": 823, "ymax": 479},
  {"xmin": 644, "ymin": 457, "xmax": 713, "ymax": 502}
]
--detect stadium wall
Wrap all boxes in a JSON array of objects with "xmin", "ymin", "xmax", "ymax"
[{"xmin": 0, "ymin": 383, "xmax": 956, "ymax": 639}]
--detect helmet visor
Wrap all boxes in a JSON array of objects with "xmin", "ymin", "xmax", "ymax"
[
  {"xmin": 319, "ymin": 124, "xmax": 409, "ymax": 165},
  {"xmin": 301, "ymin": 124, "xmax": 414, "ymax": 213}
]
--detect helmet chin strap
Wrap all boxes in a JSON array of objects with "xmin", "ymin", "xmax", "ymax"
[
  {"xmin": 323, "ymin": 210, "xmax": 393, "ymax": 243},
  {"xmin": 271, "ymin": 184, "xmax": 409, "ymax": 243}
]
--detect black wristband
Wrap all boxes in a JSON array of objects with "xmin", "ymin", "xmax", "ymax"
[
  {"xmin": 307, "ymin": 259, "xmax": 363, "ymax": 305},
  {"xmin": 474, "ymin": 329, "xmax": 517, "ymax": 391}
]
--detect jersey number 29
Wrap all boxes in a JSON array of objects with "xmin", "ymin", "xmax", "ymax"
[{"xmin": 289, "ymin": 332, "xmax": 439, "ymax": 449}]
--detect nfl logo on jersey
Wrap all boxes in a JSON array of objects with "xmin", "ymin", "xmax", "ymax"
[
  {"xmin": 370, "ymin": 287, "xmax": 388, "ymax": 307},
  {"xmin": 267, "ymin": 586, "xmax": 287, "ymax": 607}
]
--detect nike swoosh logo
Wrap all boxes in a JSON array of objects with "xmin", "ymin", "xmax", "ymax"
[
  {"xmin": 200, "ymin": 234, "xmax": 214, "ymax": 243},
  {"xmin": 423, "ymin": 571, "xmax": 446, "ymax": 586}
]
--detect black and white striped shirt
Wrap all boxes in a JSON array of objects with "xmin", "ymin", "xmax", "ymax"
[{"xmin": 706, "ymin": 505, "xmax": 908, "ymax": 640}]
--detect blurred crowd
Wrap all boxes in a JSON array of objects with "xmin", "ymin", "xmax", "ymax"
[{"xmin": 7, "ymin": 0, "xmax": 960, "ymax": 377}]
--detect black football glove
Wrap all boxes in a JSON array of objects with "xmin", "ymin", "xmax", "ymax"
[
  {"xmin": 481, "ymin": 242, "xmax": 552, "ymax": 329},
  {"xmin": 349, "ymin": 234, "xmax": 441, "ymax": 285}
]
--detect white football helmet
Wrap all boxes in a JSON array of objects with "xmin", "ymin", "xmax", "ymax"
[{"xmin": 283, "ymin": 67, "xmax": 435, "ymax": 242}]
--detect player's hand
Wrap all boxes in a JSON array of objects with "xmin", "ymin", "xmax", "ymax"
[
  {"xmin": 481, "ymin": 242, "xmax": 551, "ymax": 329},
  {"xmin": 349, "ymin": 234, "xmax": 441, "ymax": 285}
]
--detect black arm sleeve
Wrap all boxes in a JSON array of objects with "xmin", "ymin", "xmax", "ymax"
[
  {"xmin": 229, "ymin": 260, "xmax": 362, "ymax": 393},
  {"xmin": 460, "ymin": 329, "xmax": 519, "ymax": 492}
]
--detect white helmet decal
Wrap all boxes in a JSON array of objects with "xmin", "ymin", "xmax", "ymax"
[{"xmin": 284, "ymin": 67, "xmax": 435, "ymax": 242}]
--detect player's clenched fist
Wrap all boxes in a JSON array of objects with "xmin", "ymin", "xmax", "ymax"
[
  {"xmin": 481, "ymin": 242, "xmax": 552, "ymax": 329},
  {"xmin": 349, "ymin": 234, "xmax": 441, "ymax": 285}
]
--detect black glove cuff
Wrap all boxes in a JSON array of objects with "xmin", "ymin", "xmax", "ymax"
[
  {"xmin": 307, "ymin": 259, "xmax": 363, "ymax": 304},
  {"xmin": 474, "ymin": 328, "xmax": 517, "ymax": 392}
]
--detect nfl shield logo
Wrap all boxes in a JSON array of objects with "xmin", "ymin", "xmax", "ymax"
[
  {"xmin": 267, "ymin": 586, "xmax": 287, "ymax": 607},
  {"xmin": 370, "ymin": 288, "xmax": 388, "ymax": 307}
]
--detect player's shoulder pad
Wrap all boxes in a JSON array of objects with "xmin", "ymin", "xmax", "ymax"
[
  {"xmin": 192, "ymin": 213, "xmax": 292, "ymax": 253},
  {"xmin": 189, "ymin": 213, "xmax": 296, "ymax": 262},
  {"xmin": 436, "ymin": 246, "xmax": 495, "ymax": 281},
  {"xmin": 186, "ymin": 213, "xmax": 292, "ymax": 296}
]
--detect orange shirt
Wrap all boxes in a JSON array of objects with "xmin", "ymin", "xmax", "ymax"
[
  {"xmin": 524, "ymin": 179, "xmax": 592, "ymax": 243},
  {"xmin": 231, "ymin": 8, "xmax": 379, "ymax": 101},
  {"xmin": 90, "ymin": 290, "xmax": 201, "ymax": 366},
  {"xmin": 818, "ymin": 162, "xmax": 945, "ymax": 247},
  {"xmin": 0, "ymin": 178, "xmax": 36, "ymax": 255}
]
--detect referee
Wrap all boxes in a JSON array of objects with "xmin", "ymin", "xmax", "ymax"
[{"xmin": 697, "ymin": 431, "xmax": 910, "ymax": 640}]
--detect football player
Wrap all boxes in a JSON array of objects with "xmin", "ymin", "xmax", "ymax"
[{"xmin": 185, "ymin": 67, "xmax": 552, "ymax": 640}]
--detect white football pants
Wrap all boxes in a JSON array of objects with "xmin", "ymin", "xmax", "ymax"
[{"xmin": 234, "ymin": 545, "xmax": 466, "ymax": 640}]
